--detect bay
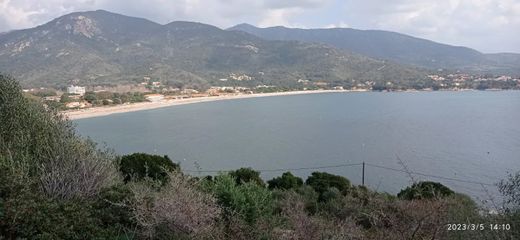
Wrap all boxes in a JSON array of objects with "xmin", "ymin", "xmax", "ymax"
[{"xmin": 75, "ymin": 91, "xmax": 520, "ymax": 201}]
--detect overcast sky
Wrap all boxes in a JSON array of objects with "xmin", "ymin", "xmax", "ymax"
[{"xmin": 0, "ymin": 0, "xmax": 518, "ymax": 53}]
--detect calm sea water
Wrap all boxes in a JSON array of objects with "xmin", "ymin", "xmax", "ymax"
[{"xmin": 75, "ymin": 91, "xmax": 520, "ymax": 201}]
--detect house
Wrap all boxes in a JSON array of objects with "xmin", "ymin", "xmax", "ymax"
[
  {"xmin": 67, "ymin": 85, "xmax": 86, "ymax": 96},
  {"xmin": 144, "ymin": 94, "xmax": 165, "ymax": 102},
  {"xmin": 65, "ymin": 101, "xmax": 91, "ymax": 109},
  {"xmin": 43, "ymin": 96, "xmax": 61, "ymax": 102},
  {"xmin": 181, "ymin": 89, "xmax": 199, "ymax": 94}
]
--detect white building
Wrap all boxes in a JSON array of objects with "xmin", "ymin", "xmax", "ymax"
[
  {"xmin": 67, "ymin": 85, "xmax": 86, "ymax": 96},
  {"xmin": 144, "ymin": 94, "xmax": 165, "ymax": 102}
]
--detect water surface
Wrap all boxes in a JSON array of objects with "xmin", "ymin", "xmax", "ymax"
[{"xmin": 76, "ymin": 91, "xmax": 520, "ymax": 201}]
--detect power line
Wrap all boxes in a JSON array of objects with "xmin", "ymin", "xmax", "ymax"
[
  {"xmin": 183, "ymin": 161, "xmax": 495, "ymax": 187},
  {"xmin": 183, "ymin": 162, "xmax": 363, "ymax": 173},
  {"xmin": 364, "ymin": 163, "xmax": 495, "ymax": 186}
]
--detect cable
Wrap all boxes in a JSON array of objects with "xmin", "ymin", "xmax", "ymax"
[
  {"xmin": 364, "ymin": 163, "xmax": 495, "ymax": 186},
  {"xmin": 183, "ymin": 162, "xmax": 363, "ymax": 173},
  {"xmin": 184, "ymin": 161, "xmax": 495, "ymax": 187}
]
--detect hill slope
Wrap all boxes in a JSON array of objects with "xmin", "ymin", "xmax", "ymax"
[
  {"xmin": 228, "ymin": 24, "xmax": 520, "ymax": 74},
  {"xmin": 0, "ymin": 10, "xmax": 430, "ymax": 88}
]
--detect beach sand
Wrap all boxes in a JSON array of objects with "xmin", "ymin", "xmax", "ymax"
[{"xmin": 64, "ymin": 90, "xmax": 352, "ymax": 120}]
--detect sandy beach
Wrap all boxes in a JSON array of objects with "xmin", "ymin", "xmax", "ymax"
[{"xmin": 64, "ymin": 89, "xmax": 352, "ymax": 120}]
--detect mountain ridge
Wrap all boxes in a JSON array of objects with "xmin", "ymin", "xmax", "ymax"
[
  {"xmin": 0, "ymin": 10, "xmax": 430, "ymax": 88},
  {"xmin": 228, "ymin": 23, "xmax": 520, "ymax": 74}
]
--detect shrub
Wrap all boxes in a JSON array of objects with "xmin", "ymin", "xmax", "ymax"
[
  {"xmin": 267, "ymin": 172, "xmax": 303, "ymax": 190},
  {"xmin": 397, "ymin": 181, "xmax": 454, "ymax": 200},
  {"xmin": 0, "ymin": 75, "xmax": 118, "ymax": 200},
  {"xmin": 305, "ymin": 172, "xmax": 351, "ymax": 200},
  {"xmin": 129, "ymin": 171, "xmax": 221, "ymax": 239},
  {"xmin": 120, "ymin": 153, "xmax": 179, "ymax": 183},
  {"xmin": 210, "ymin": 174, "xmax": 274, "ymax": 225},
  {"xmin": 229, "ymin": 167, "xmax": 265, "ymax": 186},
  {"xmin": 499, "ymin": 171, "xmax": 520, "ymax": 210},
  {"xmin": 92, "ymin": 184, "xmax": 137, "ymax": 234},
  {"xmin": 0, "ymin": 186, "xmax": 127, "ymax": 239},
  {"xmin": 276, "ymin": 192, "xmax": 362, "ymax": 240}
]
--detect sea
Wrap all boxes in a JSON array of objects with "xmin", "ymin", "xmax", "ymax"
[{"xmin": 75, "ymin": 91, "xmax": 520, "ymax": 203}]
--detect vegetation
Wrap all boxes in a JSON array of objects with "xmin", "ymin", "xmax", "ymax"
[
  {"xmin": 397, "ymin": 181, "xmax": 455, "ymax": 200},
  {"xmin": 1, "ymin": 75, "xmax": 519, "ymax": 239},
  {"xmin": 120, "ymin": 153, "xmax": 179, "ymax": 183},
  {"xmin": 267, "ymin": 171, "xmax": 303, "ymax": 190},
  {"xmin": 229, "ymin": 167, "xmax": 265, "ymax": 186},
  {"xmin": 305, "ymin": 172, "xmax": 351, "ymax": 200}
]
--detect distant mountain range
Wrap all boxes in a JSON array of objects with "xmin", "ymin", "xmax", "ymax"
[
  {"xmin": 0, "ymin": 10, "xmax": 516, "ymax": 89},
  {"xmin": 229, "ymin": 24, "xmax": 520, "ymax": 75}
]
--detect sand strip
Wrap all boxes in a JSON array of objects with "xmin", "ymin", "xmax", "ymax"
[{"xmin": 64, "ymin": 90, "xmax": 353, "ymax": 120}]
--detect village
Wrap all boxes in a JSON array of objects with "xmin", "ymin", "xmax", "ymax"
[{"xmin": 22, "ymin": 73, "xmax": 520, "ymax": 111}]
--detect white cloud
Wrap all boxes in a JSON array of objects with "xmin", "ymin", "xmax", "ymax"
[
  {"xmin": 341, "ymin": 0, "xmax": 520, "ymax": 52},
  {"xmin": 324, "ymin": 21, "xmax": 350, "ymax": 29}
]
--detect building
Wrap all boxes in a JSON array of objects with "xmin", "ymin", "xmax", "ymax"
[
  {"xmin": 67, "ymin": 85, "xmax": 86, "ymax": 96},
  {"xmin": 144, "ymin": 94, "xmax": 165, "ymax": 102},
  {"xmin": 65, "ymin": 101, "xmax": 91, "ymax": 109}
]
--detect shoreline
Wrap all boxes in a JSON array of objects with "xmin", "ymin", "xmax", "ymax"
[
  {"xmin": 64, "ymin": 89, "xmax": 351, "ymax": 120},
  {"xmin": 63, "ymin": 88, "xmax": 517, "ymax": 120}
]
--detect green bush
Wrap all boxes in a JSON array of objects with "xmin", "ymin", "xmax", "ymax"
[
  {"xmin": 92, "ymin": 184, "xmax": 137, "ymax": 234},
  {"xmin": 210, "ymin": 174, "xmax": 274, "ymax": 225},
  {"xmin": 229, "ymin": 167, "xmax": 265, "ymax": 186},
  {"xmin": 0, "ymin": 187, "xmax": 128, "ymax": 239},
  {"xmin": 120, "ymin": 153, "xmax": 179, "ymax": 183},
  {"xmin": 267, "ymin": 172, "xmax": 303, "ymax": 190},
  {"xmin": 397, "ymin": 181, "xmax": 454, "ymax": 200},
  {"xmin": 499, "ymin": 172, "xmax": 520, "ymax": 210},
  {"xmin": 0, "ymin": 75, "xmax": 117, "ymax": 200},
  {"xmin": 305, "ymin": 172, "xmax": 351, "ymax": 201}
]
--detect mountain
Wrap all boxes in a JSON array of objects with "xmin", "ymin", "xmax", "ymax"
[
  {"xmin": 0, "ymin": 10, "xmax": 429, "ymax": 88},
  {"xmin": 228, "ymin": 24, "xmax": 520, "ymax": 75}
]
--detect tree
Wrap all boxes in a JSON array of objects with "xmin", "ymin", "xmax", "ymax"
[
  {"xmin": 397, "ymin": 181, "xmax": 454, "ymax": 200},
  {"xmin": 119, "ymin": 153, "xmax": 179, "ymax": 183},
  {"xmin": 305, "ymin": 172, "xmax": 351, "ymax": 200},
  {"xmin": 267, "ymin": 172, "xmax": 303, "ymax": 190},
  {"xmin": 209, "ymin": 174, "xmax": 273, "ymax": 225},
  {"xmin": 229, "ymin": 168, "xmax": 264, "ymax": 186},
  {"xmin": 0, "ymin": 74, "xmax": 117, "ymax": 200},
  {"xmin": 499, "ymin": 172, "xmax": 520, "ymax": 210},
  {"xmin": 84, "ymin": 92, "xmax": 97, "ymax": 103},
  {"xmin": 60, "ymin": 93, "xmax": 71, "ymax": 103}
]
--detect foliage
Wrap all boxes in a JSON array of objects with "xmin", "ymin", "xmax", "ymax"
[
  {"xmin": 499, "ymin": 172, "xmax": 520, "ymax": 210},
  {"xmin": 129, "ymin": 172, "xmax": 221, "ymax": 239},
  {"xmin": 276, "ymin": 191, "xmax": 363, "ymax": 240},
  {"xmin": 0, "ymin": 75, "xmax": 118, "ymax": 200},
  {"xmin": 397, "ymin": 181, "xmax": 455, "ymax": 200},
  {"xmin": 0, "ymin": 168, "xmax": 131, "ymax": 239},
  {"xmin": 229, "ymin": 167, "xmax": 265, "ymax": 186},
  {"xmin": 120, "ymin": 153, "xmax": 179, "ymax": 183},
  {"xmin": 267, "ymin": 171, "xmax": 303, "ymax": 190},
  {"xmin": 84, "ymin": 91, "xmax": 97, "ymax": 103},
  {"xmin": 59, "ymin": 93, "xmax": 71, "ymax": 103},
  {"xmin": 305, "ymin": 172, "xmax": 351, "ymax": 201},
  {"xmin": 209, "ymin": 174, "xmax": 274, "ymax": 225}
]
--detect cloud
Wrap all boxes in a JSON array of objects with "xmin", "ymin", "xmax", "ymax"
[
  {"xmin": 340, "ymin": 0, "xmax": 520, "ymax": 52},
  {"xmin": 0, "ymin": 0, "xmax": 518, "ymax": 52},
  {"xmin": 324, "ymin": 21, "xmax": 350, "ymax": 29}
]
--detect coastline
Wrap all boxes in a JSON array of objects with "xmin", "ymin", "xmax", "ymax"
[{"xmin": 64, "ymin": 89, "xmax": 351, "ymax": 120}]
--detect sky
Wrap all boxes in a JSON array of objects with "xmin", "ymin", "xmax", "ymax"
[{"xmin": 0, "ymin": 0, "xmax": 518, "ymax": 53}]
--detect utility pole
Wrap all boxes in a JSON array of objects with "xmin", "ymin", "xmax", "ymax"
[{"xmin": 362, "ymin": 161, "xmax": 365, "ymax": 186}]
